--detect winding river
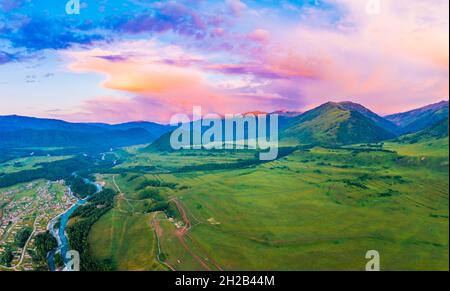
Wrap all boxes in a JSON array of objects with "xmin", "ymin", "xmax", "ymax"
[{"xmin": 47, "ymin": 178, "xmax": 102, "ymax": 271}]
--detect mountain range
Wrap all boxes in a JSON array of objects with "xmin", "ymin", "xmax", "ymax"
[
  {"xmin": 1, "ymin": 100, "xmax": 448, "ymax": 150},
  {"xmin": 148, "ymin": 100, "xmax": 448, "ymax": 150},
  {"xmin": 385, "ymin": 100, "xmax": 449, "ymax": 134},
  {"xmin": 0, "ymin": 115, "xmax": 171, "ymax": 149},
  {"xmin": 397, "ymin": 118, "xmax": 449, "ymax": 144},
  {"xmin": 281, "ymin": 100, "xmax": 448, "ymax": 146}
]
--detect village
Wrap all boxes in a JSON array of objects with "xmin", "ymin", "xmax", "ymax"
[{"xmin": 0, "ymin": 180, "xmax": 77, "ymax": 271}]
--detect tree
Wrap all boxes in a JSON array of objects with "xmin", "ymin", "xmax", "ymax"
[
  {"xmin": 15, "ymin": 226, "xmax": 33, "ymax": 248},
  {"xmin": 0, "ymin": 245, "xmax": 14, "ymax": 267}
]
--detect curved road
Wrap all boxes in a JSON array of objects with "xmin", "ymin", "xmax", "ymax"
[{"xmin": 1, "ymin": 215, "xmax": 40, "ymax": 270}]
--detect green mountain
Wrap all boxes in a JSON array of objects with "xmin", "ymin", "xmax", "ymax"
[
  {"xmin": 92, "ymin": 121, "xmax": 173, "ymax": 137},
  {"xmin": 145, "ymin": 128, "xmax": 205, "ymax": 152},
  {"xmin": 337, "ymin": 101, "xmax": 399, "ymax": 134},
  {"xmin": 385, "ymin": 100, "xmax": 449, "ymax": 134},
  {"xmin": 147, "ymin": 102, "xmax": 398, "ymax": 150},
  {"xmin": 280, "ymin": 102, "xmax": 397, "ymax": 146},
  {"xmin": 145, "ymin": 131, "xmax": 175, "ymax": 152},
  {"xmin": 397, "ymin": 118, "xmax": 449, "ymax": 144}
]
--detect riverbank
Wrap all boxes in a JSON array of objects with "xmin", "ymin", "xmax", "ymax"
[{"xmin": 47, "ymin": 179, "xmax": 103, "ymax": 271}]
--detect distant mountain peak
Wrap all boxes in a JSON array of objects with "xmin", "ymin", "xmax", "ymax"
[
  {"xmin": 337, "ymin": 101, "xmax": 366, "ymax": 107},
  {"xmin": 271, "ymin": 110, "xmax": 302, "ymax": 117},
  {"xmin": 240, "ymin": 110, "xmax": 303, "ymax": 117},
  {"xmin": 421, "ymin": 100, "xmax": 449, "ymax": 110},
  {"xmin": 243, "ymin": 111, "xmax": 268, "ymax": 116},
  {"xmin": 385, "ymin": 100, "xmax": 449, "ymax": 134},
  {"xmin": 321, "ymin": 101, "xmax": 371, "ymax": 111},
  {"xmin": 281, "ymin": 101, "xmax": 397, "ymax": 146},
  {"xmin": 387, "ymin": 100, "xmax": 449, "ymax": 117}
]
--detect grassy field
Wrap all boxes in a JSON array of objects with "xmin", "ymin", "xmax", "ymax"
[
  {"xmin": 88, "ymin": 173, "xmax": 169, "ymax": 271},
  {"xmin": 88, "ymin": 209, "xmax": 166, "ymax": 271},
  {"xmin": 0, "ymin": 156, "xmax": 72, "ymax": 174},
  {"xmin": 384, "ymin": 137, "xmax": 449, "ymax": 157},
  {"xmin": 87, "ymin": 140, "xmax": 448, "ymax": 271},
  {"xmin": 114, "ymin": 149, "xmax": 258, "ymax": 172},
  {"xmin": 3, "ymin": 138, "xmax": 445, "ymax": 270}
]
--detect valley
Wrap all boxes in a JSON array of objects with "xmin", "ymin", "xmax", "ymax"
[
  {"xmin": 87, "ymin": 140, "xmax": 448, "ymax": 270},
  {"xmin": 0, "ymin": 0, "xmax": 448, "ymax": 276},
  {"xmin": 0, "ymin": 100, "xmax": 448, "ymax": 271}
]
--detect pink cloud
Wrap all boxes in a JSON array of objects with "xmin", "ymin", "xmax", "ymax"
[
  {"xmin": 247, "ymin": 29, "xmax": 270, "ymax": 42},
  {"xmin": 226, "ymin": 0, "xmax": 247, "ymax": 16},
  {"xmin": 251, "ymin": 0, "xmax": 449, "ymax": 114},
  {"xmin": 61, "ymin": 41, "xmax": 283, "ymax": 123},
  {"xmin": 57, "ymin": 0, "xmax": 448, "ymax": 122}
]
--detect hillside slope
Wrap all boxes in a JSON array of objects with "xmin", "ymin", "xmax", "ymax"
[
  {"xmin": 397, "ymin": 118, "xmax": 449, "ymax": 144},
  {"xmin": 280, "ymin": 102, "xmax": 396, "ymax": 146},
  {"xmin": 385, "ymin": 100, "xmax": 449, "ymax": 134},
  {"xmin": 338, "ymin": 102, "xmax": 399, "ymax": 134}
]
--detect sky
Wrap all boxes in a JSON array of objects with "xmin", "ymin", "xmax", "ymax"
[{"xmin": 0, "ymin": 0, "xmax": 448, "ymax": 124}]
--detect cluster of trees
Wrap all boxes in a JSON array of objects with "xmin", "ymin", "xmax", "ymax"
[
  {"xmin": 101, "ymin": 166, "xmax": 157, "ymax": 174},
  {"xmin": 14, "ymin": 226, "xmax": 33, "ymax": 248},
  {"xmin": 32, "ymin": 231, "xmax": 58, "ymax": 270},
  {"xmin": 145, "ymin": 200, "xmax": 180, "ymax": 219},
  {"xmin": 0, "ymin": 147, "xmax": 110, "ymax": 167},
  {"xmin": 342, "ymin": 179, "xmax": 369, "ymax": 190},
  {"xmin": 0, "ymin": 153, "xmax": 118, "ymax": 188},
  {"xmin": 66, "ymin": 189, "xmax": 117, "ymax": 271},
  {"xmin": 34, "ymin": 231, "xmax": 57, "ymax": 261},
  {"xmin": 137, "ymin": 188, "xmax": 164, "ymax": 201},
  {"xmin": 66, "ymin": 175, "xmax": 97, "ymax": 198},
  {"xmin": 131, "ymin": 178, "xmax": 182, "ymax": 218},
  {"xmin": 173, "ymin": 147, "xmax": 299, "ymax": 173},
  {"xmin": 0, "ymin": 245, "xmax": 14, "ymax": 267},
  {"xmin": 136, "ymin": 179, "xmax": 178, "ymax": 191},
  {"xmin": 176, "ymin": 158, "xmax": 266, "ymax": 173},
  {"xmin": 0, "ymin": 148, "xmax": 33, "ymax": 164},
  {"xmin": 378, "ymin": 189, "xmax": 400, "ymax": 197},
  {"xmin": 0, "ymin": 227, "xmax": 35, "ymax": 268},
  {"xmin": 0, "ymin": 156, "xmax": 93, "ymax": 188}
]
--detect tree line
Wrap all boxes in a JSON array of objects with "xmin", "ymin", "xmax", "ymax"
[{"xmin": 66, "ymin": 188, "xmax": 117, "ymax": 271}]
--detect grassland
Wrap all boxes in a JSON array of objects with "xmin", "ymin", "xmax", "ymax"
[
  {"xmin": 384, "ymin": 137, "xmax": 449, "ymax": 157},
  {"xmin": 87, "ymin": 139, "xmax": 448, "ymax": 271},
  {"xmin": 0, "ymin": 156, "xmax": 72, "ymax": 174},
  {"xmin": 114, "ymin": 149, "xmax": 258, "ymax": 172},
  {"xmin": 88, "ymin": 210, "xmax": 166, "ymax": 271},
  {"xmin": 87, "ymin": 173, "xmax": 169, "ymax": 271}
]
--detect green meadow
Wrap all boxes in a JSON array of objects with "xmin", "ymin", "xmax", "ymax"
[
  {"xmin": 87, "ymin": 140, "xmax": 449, "ymax": 271},
  {"xmin": 88, "ymin": 209, "xmax": 166, "ymax": 271},
  {"xmin": 0, "ymin": 156, "xmax": 72, "ymax": 174},
  {"xmin": 384, "ymin": 137, "xmax": 449, "ymax": 157}
]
